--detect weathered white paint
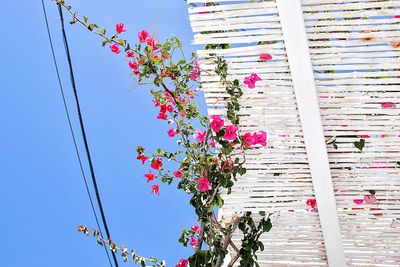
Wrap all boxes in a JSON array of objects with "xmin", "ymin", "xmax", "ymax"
[{"xmin": 276, "ymin": 0, "xmax": 346, "ymax": 266}]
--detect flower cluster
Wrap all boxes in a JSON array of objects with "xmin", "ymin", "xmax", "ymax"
[{"xmin": 60, "ymin": 2, "xmax": 273, "ymax": 266}]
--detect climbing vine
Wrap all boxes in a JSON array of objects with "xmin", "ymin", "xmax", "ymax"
[{"xmin": 58, "ymin": 0, "xmax": 271, "ymax": 266}]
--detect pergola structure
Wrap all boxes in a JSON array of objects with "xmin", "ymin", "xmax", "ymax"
[{"xmin": 186, "ymin": 0, "xmax": 400, "ymax": 266}]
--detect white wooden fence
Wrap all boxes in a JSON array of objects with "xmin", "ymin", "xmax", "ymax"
[{"xmin": 187, "ymin": 0, "xmax": 400, "ymax": 266}]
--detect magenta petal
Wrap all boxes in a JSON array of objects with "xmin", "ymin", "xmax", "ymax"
[{"xmin": 353, "ymin": 199, "xmax": 364, "ymax": 205}]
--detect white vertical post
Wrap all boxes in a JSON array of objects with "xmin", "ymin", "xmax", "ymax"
[{"xmin": 276, "ymin": 1, "xmax": 346, "ymax": 266}]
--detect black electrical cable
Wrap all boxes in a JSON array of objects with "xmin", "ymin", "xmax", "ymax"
[
  {"xmin": 55, "ymin": 4, "xmax": 120, "ymax": 267},
  {"xmin": 40, "ymin": 1, "xmax": 114, "ymax": 266}
]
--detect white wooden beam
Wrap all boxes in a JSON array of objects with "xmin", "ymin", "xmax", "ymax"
[{"xmin": 276, "ymin": 1, "xmax": 347, "ymax": 266}]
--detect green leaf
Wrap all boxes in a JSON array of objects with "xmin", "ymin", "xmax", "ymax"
[
  {"xmin": 83, "ymin": 16, "xmax": 88, "ymax": 23},
  {"xmin": 98, "ymin": 28, "xmax": 106, "ymax": 35},
  {"xmin": 354, "ymin": 138, "xmax": 365, "ymax": 152}
]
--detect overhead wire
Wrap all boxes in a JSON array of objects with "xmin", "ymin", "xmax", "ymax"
[{"xmin": 41, "ymin": 1, "xmax": 118, "ymax": 266}]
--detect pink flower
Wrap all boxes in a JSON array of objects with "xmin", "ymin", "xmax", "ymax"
[
  {"xmin": 146, "ymin": 37, "xmax": 158, "ymax": 50},
  {"xmin": 306, "ymin": 198, "xmax": 317, "ymax": 209},
  {"xmin": 168, "ymin": 127, "xmax": 177, "ymax": 137},
  {"xmin": 109, "ymin": 43, "xmax": 121, "ymax": 54},
  {"xmin": 381, "ymin": 102, "xmax": 396, "ymax": 109},
  {"xmin": 157, "ymin": 112, "xmax": 168, "ymax": 120},
  {"xmin": 165, "ymin": 92, "xmax": 175, "ymax": 104},
  {"xmin": 115, "ymin": 23, "xmax": 126, "ymax": 34},
  {"xmin": 259, "ymin": 53, "xmax": 272, "ymax": 61},
  {"xmin": 152, "ymin": 99, "xmax": 160, "ymax": 107},
  {"xmin": 395, "ymin": 15, "xmax": 400, "ymax": 18},
  {"xmin": 198, "ymin": 177, "xmax": 212, "ymax": 192},
  {"xmin": 176, "ymin": 259, "xmax": 188, "ymax": 267},
  {"xmin": 190, "ymin": 68, "xmax": 198, "ymax": 81},
  {"xmin": 253, "ymin": 131, "xmax": 267, "ymax": 146},
  {"xmin": 364, "ymin": 195, "xmax": 377, "ymax": 204},
  {"xmin": 191, "ymin": 224, "xmax": 199, "ymax": 233},
  {"xmin": 150, "ymin": 158, "xmax": 163, "ymax": 170},
  {"xmin": 243, "ymin": 73, "xmax": 261, "ymax": 89},
  {"xmin": 242, "ymin": 132, "xmax": 256, "ymax": 146},
  {"xmin": 144, "ymin": 172, "xmax": 155, "ymax": 182},
  {"xmin": 138, "ymin": 30, "xmax": 149, "ymax": 43},
  {"xmin": 151, "ymin": 184, "xmax": 160, "ymax": 196},
  {"xmin": 128, "ymin": 61, "xmax": 139, "ymax": 70},
  {"xmin": 209, "ymin": 139, "xmax": 216, "ymax": 148},
  {"xmin": 126, "ymin": 50, "xmax": 134, "ymax": 57},
  {"xmin": 189, "ymin": 237, "xmax": 197, "ymax": 248},
  {"xmin": 195, "ymin": 129, "xmax": 207, "ymax": 142},
  {"xmin": 223, "ymin": 125, "xmax": 238, "ymax": 141},
  {"xmin": 173, "ymin": 169, "xmax": 183, "ymax": 178},
  {"xmin": 210, "ymin": 115, "xmax": 224, "ymax": 133},
  {"xmin": 136, "ymin": 154, "xmax": 149, "ymax": 164},
  {"xmin": 353, "ymin": 199, "xmax": 364, "ymax": 205},
  {"xmin": 190, "ymin": 61, "xmax": 200, "ymax": 80}
]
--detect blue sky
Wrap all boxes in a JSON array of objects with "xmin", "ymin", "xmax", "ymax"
[{"xmin": 1, "ymin": 1, "xmax": 205, "ymax": 266}]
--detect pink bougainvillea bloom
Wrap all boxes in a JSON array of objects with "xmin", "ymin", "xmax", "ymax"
[
  {"xmin": 115, "ymin": 23, "xmax": 126, "ymax": 34},
  {"xmin": 173, "ymin": 169, "xmax": 183, "ymax": 178},
  {"xmin": 381, "ymin": 102, "xmax": 396, "ymax": 109},
  {"xmin": 160, "ymin": 104, "xmax": 167, "ymax": 114},
  {"xmin": 144, "ymin": 172, "xmax": 155, "ymax": 183},
  {"xmin": 136, "ymin": 154, "xmax": 149, "ymax": 164},
  {"xmin": 243, "ymin": 73, "xmax": 261, "ymax": 89},
  {"xmin": 126, "ymin": 50, "xmax": 134, "ymax": 57},
  {"xmin": 150, "ymin": 158, "xmax": 163, "ymax": 170},
  {"xmin": 190, "ymin": 67, "xmax": 198, "ymax": 81},
  {"xmin": 109, "ymin": 43, "xmax": 121, "ymax": 54},
  {"xmin": 176, "ymin": 259, "xmax": 189, "ymax": 267},
  {"xmin": 259, "ymin": 53, "xmax": 272, "ymax": 61},
  {"xmin": 306, "ymin": 198, "xmax": 317, "ymax": 209},
  {"xmin": 198, "ymin": 177, "xmax": 212, "ymax": 192},
  {"xmin": 128, "ymin": 61, "xmax": 139, "ymax": 70},
  {"xmin": 138, "ymin": 30, "xmax": 149, "ymax": 43},
  {"xmin": 152, "ymin": 99, "xmax": 160, "ymax": 107},
  {"xmin": 395, "ymin": 15, "xmax": 400, "ymax": 18},
  {"xmin": 164, "ymin": 91, "xmax": 174, "ymax": 103},
  {"xmin": 209, "ymin": 138, "xmax": 216, "ymax": 148},
  {"xmin": 253, "ymin": 131, "xmax": 267, "ymax": 146},
  {"xmin": 168, "ymin": 127, "xmax": 177, "ymax": 137},
  {"xmin": 189, "ymin": 237, "xmax": 197, "ymax": 248},
  {"xmin": 223, "ymin": 125, "xmax": 238, "ymax": 141},
  {"xmin": 191, "ymin": 224, "xmax": 199, "ymax": 233},
  {"xmin": 151, "ymin": 184, "xmax": 160, "ymax": 196},
  {"xmin": 195, "ymin": 129, "xmax": 207, "ymax": 143},
  {"xmin": 353, "ymin": 199, "xmax": 364, "ymax": 205},
  {"xmin": 166, "ymin": 105, "xmax": 174, "ymax": 112},
  {"xmin": 190, "ymin": 61, "xmax": 200, "ymax": 81},
  {"xmin": 288, "ymin": 209, "xmax": 295, "ymax": 212},
  {"xmin": 364, "ymin": 195, "xmax": 377, "ymax": 204},
  {"xmin": 210, "ymin": 115, "xmax": 224, "ymax": 133},
  {"xmin": 157, "ymin": 112, "xmax": 168, "ymax": 120},
  {"xmin": 242, "ymin": 132, "xmax": 256, "ymax": 146},
  {"xmin": 146, "ymin": 37, "xmax": 158, "ymax": 50}
]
